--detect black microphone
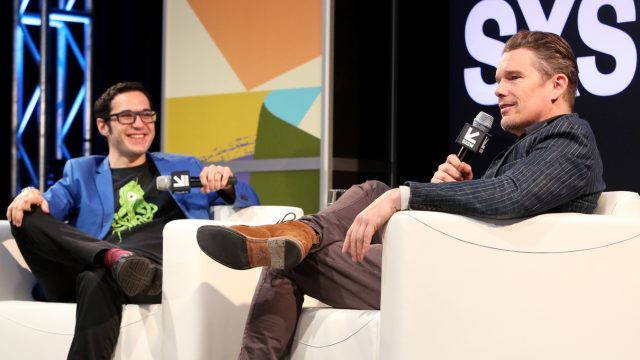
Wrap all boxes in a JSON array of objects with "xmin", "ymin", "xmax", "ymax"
[
  {"xmin": 455, "ymin": 111, "xmax": 494, "ymax": 162},
  {"xmin": 156, "ymin": 170, "xmax": 237, "ymax": 192}
]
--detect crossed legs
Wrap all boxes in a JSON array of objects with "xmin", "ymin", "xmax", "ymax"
[
  {"xmin": 11, "ymin": 208, "xmax": 161, "ymax": 359},
  {"xmin": 238, "ymin": 180, "xmax": 389, "ymax": 359}
]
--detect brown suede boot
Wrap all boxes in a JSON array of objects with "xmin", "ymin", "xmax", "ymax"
[{"xmin": 196, "ymin": 221, "xmax": 319, "ymax": 270}]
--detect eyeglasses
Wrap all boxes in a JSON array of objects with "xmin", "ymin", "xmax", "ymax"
[{"xmin": 107, "ymin": 110, "xmax": 157, "ymax": 125}]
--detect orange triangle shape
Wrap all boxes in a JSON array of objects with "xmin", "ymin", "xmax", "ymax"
[{"xmin": 187, "ymin": 0, "xmax": 322, "ymax": 90}]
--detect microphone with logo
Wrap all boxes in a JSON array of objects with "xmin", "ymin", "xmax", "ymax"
[
  {"xmin": 156, "ymin": 170, "xmax": 237, "ymax": 193},
  {"xmin": 455, "ymin": 111, "xmax": 494, "ymax": 162}
]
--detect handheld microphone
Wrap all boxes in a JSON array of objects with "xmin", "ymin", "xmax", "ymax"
[
  {"xmin": 156, "ymin": 171, "xmax": 237, "ymax": 192},
  {"xmin": 455, "ymin": 111, "xmax": 494, "ymax": 162}
]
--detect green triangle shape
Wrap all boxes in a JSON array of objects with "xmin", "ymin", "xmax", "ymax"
[{"xmin": 255, "ymin": 103, "xmax": 320, "ymax": 158}]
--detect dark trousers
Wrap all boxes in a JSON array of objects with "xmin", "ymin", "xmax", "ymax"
[
  {"xmin": 239, "ymin": 180, "xmax": 388, "ymax": 359},
  {"xmin": 10, "ymin": 208, "xmax": 161, "ymax": 360}
]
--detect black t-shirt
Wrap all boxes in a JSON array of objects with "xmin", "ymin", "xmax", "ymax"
[{"xmin": 105, "ymin": 161, "xmax": 184, "ymax": 263}]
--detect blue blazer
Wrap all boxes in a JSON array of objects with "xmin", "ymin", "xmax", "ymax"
[{"xmin": 44, "ymin": 152, "xmax": 260, "ymax": 239}]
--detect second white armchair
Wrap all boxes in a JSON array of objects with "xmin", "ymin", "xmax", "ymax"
[{"xmin": 0, "ymin": 205, "xmax": 303, "ymax": 360}]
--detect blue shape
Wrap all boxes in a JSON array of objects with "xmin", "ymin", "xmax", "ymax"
[{"xmin": 264, "ymin": 87, "xmax": 321, "ymax": 127}]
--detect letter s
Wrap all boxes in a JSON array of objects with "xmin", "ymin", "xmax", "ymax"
[
  {"xmin": 577, "ymin": 0, "xmax": 636, "ymax": 96},
  {"xmin": 463, "ymin": 0, "xmax": 517, "ymax": 105}
]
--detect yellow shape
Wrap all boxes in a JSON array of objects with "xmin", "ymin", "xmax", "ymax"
[{"xmin": 165, "ymin": 91, "xmax": 269, "ymax": 161}]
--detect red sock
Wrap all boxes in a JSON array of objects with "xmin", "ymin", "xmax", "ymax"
[{"xmin": 104, "ymin": 248, "xmax": 132, "ymax": 268}]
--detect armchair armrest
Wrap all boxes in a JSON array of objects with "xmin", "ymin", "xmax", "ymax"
[
  {"xmin": 211, "ymin": 205, "xmax": 302, "ymax": 223},
  {"xmin": 595, "ymin": 191, "xmax": 640, "ymax": 216},
  {"xmin": 0, "ymin": 220, "xmax": 35, "ymax": 300},
  {"xmin": 380, "ymin": 211, "xmax": 640, "ymax": 359},
  {"xmin": 161, "ymin": 205, "xmax": 303, "ymax": 359}
]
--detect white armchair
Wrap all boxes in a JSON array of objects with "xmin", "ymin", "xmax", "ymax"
[
  {"xmin": 288, "ymin": 191, "xmax": 640, "ymax": 359},
  {"xmin": 378, "ymin": 191, "xmax": 640, "ymax": 359},
  {"xmin": 0, "ymin": 205, "xmax": 303, "ymax": 359}
]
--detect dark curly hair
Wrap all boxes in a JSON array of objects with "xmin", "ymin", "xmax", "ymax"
[{"xmin": 94, "ymin": 82, "xmax": 153, "ymax": 121}]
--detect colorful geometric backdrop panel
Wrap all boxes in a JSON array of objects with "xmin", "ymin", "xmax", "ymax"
[{"xmin": 164, "ymin": 0, "xmax": 324, "ymax": 213}]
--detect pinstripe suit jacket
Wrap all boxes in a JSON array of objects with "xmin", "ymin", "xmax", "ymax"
[{"xmin": 406, "ymin": 113, "xmax": 605, "ymax": 219}]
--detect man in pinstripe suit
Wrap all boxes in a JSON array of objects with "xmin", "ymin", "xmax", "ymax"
[{"xmin": 197, "ymin": 30, "xmax": 606, "ymax": 359}]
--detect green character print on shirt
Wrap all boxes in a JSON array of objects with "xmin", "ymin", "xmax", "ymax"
[{"xmin": 111, "ymin": 179, "xmax": 158, "ymax": 241}]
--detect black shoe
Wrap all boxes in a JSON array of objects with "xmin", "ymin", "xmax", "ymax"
[{"xmin": 110, "ymin": 252, "xmax": 162, "ymax": 296}]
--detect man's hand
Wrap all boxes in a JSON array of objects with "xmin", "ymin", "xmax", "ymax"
[
  {"xmin": 343, "ymin": 188, "xmax": 401, "ymax": 263},
  {"xmin": 6, "ymin": 187, "xmax": 49, "ymax": 227},
  {"xmin": 431, "ymin": 154, "xmax": 473, "ymax": 183},
  {"xmin": 199, "ymin": 165, "xmax": 235, "ymax": 193}
]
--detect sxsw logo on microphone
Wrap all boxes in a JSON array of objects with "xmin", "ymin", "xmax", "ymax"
[
  {"xmin": 171, "ymin": 170, "xmax": 191, "ymax": 193},
  {"xmin": 456, "ymin": 123, "xmax": 489, "ymax": 153}
]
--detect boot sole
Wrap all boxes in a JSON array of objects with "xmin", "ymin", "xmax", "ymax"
[
  {"xmin": 196, "ymin": 225, "xmax": 303, "ymax": 270},
  {"xmin": 114, "ymin": 256, "xmax": 160, "ymax": 296},
  {"xmin": 145, "ymin": 264, "xmax": 163, "ymax": 296}
]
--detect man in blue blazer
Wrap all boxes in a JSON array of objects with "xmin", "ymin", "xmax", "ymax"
[
  {"xmin": 196, "ymin": 30, "xmax": 606, "ymax": 358},
  {"xmin": 6, "ymin": 81, "xmax": 260, "ymax": 360}
]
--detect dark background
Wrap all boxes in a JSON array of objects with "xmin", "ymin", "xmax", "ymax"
[
  {"xmin": 448, "ymin": 1, "xmax": 640, "ymax": 191},
  {"xmin": 1, "ymin": 2, "xmax": 11, "ymax": 212},
  {"xmin": 0, "ymin": 1, "xmax": 449, "ymax": 212},
  {"xmin": 9, "ymin": 1, "xmax": 633, "ymax": 213},
  {"xmin": 1, "ymin": 1, "xmax": 166, "ymax": 211},
  {"xmin": 331, "ymin": 1, "xmax": 449, "ymax": 189}
]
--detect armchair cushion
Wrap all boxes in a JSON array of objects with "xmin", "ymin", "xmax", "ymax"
[
  {"xmin": 594, "ymin": 190, "xmax": 640, "ymax": 216},
  {"xmin": 0, "ymin": 225, "xmax": 34, "ymax": 300},
  {"xmin": 0, "ymin": 301, "xmax": 162, "ymax": 359},
  {"xmin": 290, "ymin": 308, "xmax": 380, "ymax": 359}
]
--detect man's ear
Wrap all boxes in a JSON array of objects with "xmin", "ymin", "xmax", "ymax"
[
  {"xmin": 550, "ymin": 73, "xmax": 568, "ymax": 102},
  {"xmin": 96, "ymin": 118, "xmax": 110, "ymax": 136}
]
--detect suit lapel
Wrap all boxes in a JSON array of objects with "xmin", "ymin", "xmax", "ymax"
[{"xmin": 96, "ymin": 157, "xmax": 114, "ymax": 237}]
